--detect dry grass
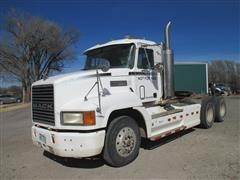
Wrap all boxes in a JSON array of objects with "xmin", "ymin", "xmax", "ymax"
[{"xmin": 0, "ymin": 103, "xmax": 30, "ymax": 112}]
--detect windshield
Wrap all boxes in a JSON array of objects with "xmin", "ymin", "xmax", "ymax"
[{"xmin": 84, "ymin": 44, "xmax": 135, "ymax": 70}]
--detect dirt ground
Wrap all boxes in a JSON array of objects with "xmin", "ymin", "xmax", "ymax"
[{"xmin": 0, "ymin": 96, "xmax": 239, "ymax": 179}]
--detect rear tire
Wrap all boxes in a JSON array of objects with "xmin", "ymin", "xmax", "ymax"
[
  {"xmin": 200, "ymin": 97, "xmax": 215, "ymax": 129},
  {"xmin": 103, "ymin": 116, "xmax": 141, "ymax": 167},
  {"xmin": 214, "ymin": 96, "xmax": 226, "ymax": 122}
]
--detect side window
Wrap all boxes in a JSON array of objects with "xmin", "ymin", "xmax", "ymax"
[{"xmin": 137, "ymin": 48, "xmax": 154, "ymax": 69}]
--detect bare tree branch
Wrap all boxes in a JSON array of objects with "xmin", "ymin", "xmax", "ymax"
[
  {"xmin": 208, "ymin": 60, "xmax": 240, "ymax": 92},
  {"xmin": 0, "ymin": 10, "xmax": 80, "ymax": 102}
]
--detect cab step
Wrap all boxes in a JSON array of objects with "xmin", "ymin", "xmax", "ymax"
[{"xmin": 150, "ymin": 125, "xmax": 186, "ymax": 141}]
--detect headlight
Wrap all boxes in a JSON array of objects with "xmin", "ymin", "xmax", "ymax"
[
  {"xmin": 62, "ymin": 112, "xmax": 83, "ymax": 125},
  {"xmin": 61, "ymin": 111, "xmax": 95, "ymax": 126}
]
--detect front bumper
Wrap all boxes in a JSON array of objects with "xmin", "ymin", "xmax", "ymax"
[{"xmin": 32, "ymin": 126, "xmax": 105, "ymax": 158}]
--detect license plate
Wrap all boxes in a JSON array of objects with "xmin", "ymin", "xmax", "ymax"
[{"xmin": 39, "ymin": 133, "xmax": 47, "ymax": 144}]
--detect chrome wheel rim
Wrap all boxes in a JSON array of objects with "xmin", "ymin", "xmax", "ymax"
[
  {"xmin": 115, "ymin": 127, "xmax": 136, "ymax": 157},
  {"xmin": 206, "ymin": 104, "xmax": 214, "ymax": 123}
]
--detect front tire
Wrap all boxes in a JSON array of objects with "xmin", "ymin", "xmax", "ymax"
[
  {"xmin": 200, "ymin": 97, "xmax": 215, "ymax": 129},
  {"xmin": 103, "ymin": 116, "xmax": 141, "ymax": 167}
]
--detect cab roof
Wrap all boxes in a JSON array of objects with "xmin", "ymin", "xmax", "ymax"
[{"xmin": 84, "ymin": 38, "xmax": 158, "ymax": 53}]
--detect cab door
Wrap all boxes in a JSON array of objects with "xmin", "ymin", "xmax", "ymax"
[{"xmin": 134, "ymin": 47, "xmax": 160, "ymax": 103}]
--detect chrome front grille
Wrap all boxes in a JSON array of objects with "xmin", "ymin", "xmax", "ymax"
[{"xmin": 32, "ymin": 84, "xmax": 55, "ymax": 125}]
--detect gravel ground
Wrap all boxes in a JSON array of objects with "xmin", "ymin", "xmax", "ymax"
[{"xmin": 0, "ymin": 96, "xmax": 239, "ymax": 180}]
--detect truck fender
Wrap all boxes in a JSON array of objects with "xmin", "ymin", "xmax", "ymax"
[{"xmin": 102, "ymin": 92, "xmax": 151, "ymax": 137}]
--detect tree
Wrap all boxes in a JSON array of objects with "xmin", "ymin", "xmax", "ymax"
[
  {"xmin": 0, "ymin": 10, "xmax": 80, "ymax": 102},
  {"xmin": 208, "ymin": 60, "xmax": 240, "ymax": 92}
]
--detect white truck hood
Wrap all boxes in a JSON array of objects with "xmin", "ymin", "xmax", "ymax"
[
  {"xmin": 31, "ymin": 68, "xmax": 134, "ymax": 129},
  {"xmin": 32, "ymin": 70, "xmax": 96, "ymax": 86},
  {"xmin": 32, "ymin": 68, "xmax": 131, "ymax": 86}
]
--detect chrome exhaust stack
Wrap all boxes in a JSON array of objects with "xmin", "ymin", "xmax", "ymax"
[
  {"xmin": 165, "ymin": 21, "xmax": 171, "ymax": 49},
  {"xmin": 163, "ymin": 21, "xmax": 175, "ymax": 99}
]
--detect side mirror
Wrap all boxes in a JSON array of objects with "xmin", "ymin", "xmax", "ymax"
[
  {"xmin": 97, "ymin": 59, "xmax": 110, "ymax": 72},
  {"xmin": 154, "ymin": 63, "xmax": 164, "ymax": 72}
]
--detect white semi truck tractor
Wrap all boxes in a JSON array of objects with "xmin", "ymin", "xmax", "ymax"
[{"xmin": 31, "ymin": 22, "xmax": 227, "ymax": 167}]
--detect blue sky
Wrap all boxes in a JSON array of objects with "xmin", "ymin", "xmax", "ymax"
[{"xmin": 0, "ymin": 0, "xmax": 239, "ymax": 73}]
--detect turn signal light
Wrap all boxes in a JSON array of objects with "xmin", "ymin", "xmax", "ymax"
[{"xmin": 83, "ymin": 111, "xmax": 95, "ymax": 125}]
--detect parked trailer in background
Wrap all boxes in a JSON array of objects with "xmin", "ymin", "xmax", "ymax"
[
  {"xmin": 31, "ymin": 22, "xmax": 227, "ymax": 167},
  {"xmin": 174, "ymin": 62, "xmax": 208, "ymax": 94}
]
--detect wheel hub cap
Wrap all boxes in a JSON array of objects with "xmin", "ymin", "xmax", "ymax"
[{"xmin": 116, "ymin": 127, "xmax": 136, "ymax": 157}]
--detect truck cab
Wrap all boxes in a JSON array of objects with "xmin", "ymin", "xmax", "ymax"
[
  {"xmin": 31, "ymin": 22, "xmax": 226, "ymax": 167},
  {"xmin": 84, "ymin": 39, "xmax": 164, "ymax": 102}
]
